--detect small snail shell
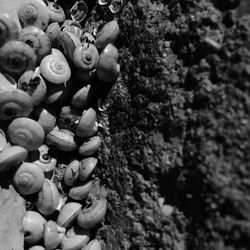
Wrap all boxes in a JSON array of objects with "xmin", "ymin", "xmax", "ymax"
[
  {"xmin": 7, "ymin": 117, "xmax": 45, "ymax": 152},
  {"xmin": 82, "ymin": 239, "xmax": 102, "ymax": 250},
  {"xmin": 47, "ymin": 2, "xmax": 66, "ymax": 23},
  {"xmin": 27, "ymin": 246, "xmax": 45, "ymax": 250},
  {"xmin": 0, "ymin": 129, "xmax": 7, "ymax": 152},
  {"xmin": 0, "ymin": 145, "xmax": 28, "ymax": 172},
  {"xmin": 64, "ymin": 160, "xmax": 80, "ymax": 186},
  {"xmin": 57, "ymin": 202, "xmax": 82, "ymax": 228},
  {"xmin": 95, "ymin": 20, "xmax": 120, "ymax": 50},
  {"xmin": 61, "ymin": 225, "xmax": 90, "ymax": 250},
  {"xmin": 0, "ymin": 89, "xmax": 33, "ymax": 121},
  {"xmin": 17, "ymin": 70, "xmax": 47, "ymax": 106},
  {"xmin": 13, "ymin": 162, "xmax": 45, "ymax": 195},
  {"xmin": 57, "ymin": 30, "xmax": 81, "ymax": 61},
  {"xmin": 103, "ymin": 43, "xmax": 119, "ymax": 61},
  {"xmin": 46, "ymin": 128, "xmax": 79, "ymax": 152},
  {"xmin": 71, "ymin": 85, "xmax": 92, "ymax": 109},
  {"xmin": 79, "ymin": 157, "xmax": 98, "ymax": 182},
  {"xmin": 76, "ymin": 108, "xmax": 98, "ymax": 138},
  {"xmin": 46, "ymin": 22, "xmax": 61, "ymax": 47},
  {"xmin": 58, "ymin": 106, "xmax": 80, "ymax": 131},
  {"xmin": 0, "ymin": 13, "xmax": 19, "ymax": 46},
  {"xmin": 77, "ymin": 198, "xmax": 107, "ymax": 229},
  {"xmin": 68, "ymin": 180, "xmax": 94, "ymax": 201},
  {"xmin": 19, "ymin": 26, "xmax": 51, "ymax": 62},
  {"xmin": 81, "ymin": 32, "xmax": 95, "ymax": 44},
  {"xmin": 23, "ymin": 211, "xmax": 46, "ymax": 245},
  {"xmin": 73, "ymin": 43, "xmax": 99, "ymax": 72},
  {"xmin": 0, "ymin": 40, "xmax": 37, "ymax": 76},
  {"xmin": 63, "ymin": 25, "xmax": 82, "ymax": 39},
  {"xmin": 78, "ymin": 136, "xmax": 102, "ymax": 156},
  {"xmin": 18, "ymin": 0, "xmax": 50, "ymax": 30},
  {"xmin": 40, "ymin": 54, "xmax": 71, "ymax": 84},
  {"xmin": 36, "ymin": 179, "xmax": 60, "ymax": 215},
  {"xmin": 44, "ymin": 220, "xmax": 66, "ymax": 250}
]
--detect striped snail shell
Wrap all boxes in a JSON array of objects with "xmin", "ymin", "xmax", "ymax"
[
  {"xmin": 46, "ymin": 22, "xmax": 61, "ymax": 48},
  {"xmin": 47, "ymin": 1, "xmax": 66, "ymax": 23},
  {"xmin": 73, "ymin": 43, "xmax": 99, "ymax": 72},
  {"xmin": 0, "ymin": 40, "xmax": 37, "ymax": 77},
  {"xmin": 18, "ymin": 0, "xmax": 50, "ymax": 30},
  {"xmin": 13, "ymin": 162, "xmax": 45, "ymax": 195},
  {"xmin": 0, "ymin": 12, "xmax": 19, "ymax": 46},
  {"xmin": 7, "ymin": 117, "xmax": 45, "ymax": 151},
  {"xmin": 19, "ymin": 26, "xmax": 51, "ymax": 62}
]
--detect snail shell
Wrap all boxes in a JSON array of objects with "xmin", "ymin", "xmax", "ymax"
[
  {"xmin": 47, "ymin": 2, "xmax": 66, "ymax": 23},
  {"xmin": 78, "ymin": 136, "xmax": 102, "ymax": 156},
  {"xmin": 57, "ymin": 202, "xmax": 82, "ymax": 228},
  {"xmin": 0, "ymin": 40, "xmax": 37, "ymax": 76},
  {"xmin": 69, "ymin": 0, "xmax": 88, "ymax": 23},
  {"xmin": 61, "ymin": 225, "xmax": 90, "ymax": 250},
  {"xmin": 23, "ymin": 211, "xmax": 46, "ymax": 246},
  {"xmin": 103, "ymin": 43, "xmax": 119, "ymax": 61},
  {"xmin": 44, "ymin": 220, "xmax": 66, "ymax": 250},
  {"xmin": 0, "ymin": 89, "xmax": 33, "ymax": 121},
  {"xmin": 19, "ymin": 26, "xmax": 51, "ymax": 62},
  {"xmin": 73, "ymin": 43, "xmax": 99, "ymax": 72},
  {"xmin": 77, "ymin": 198, "xmax": 107, "ymax": 229},
  {"xmin": 63, "ymin": 25, "xmax": 82, "ymax": 39},
  {"xmin": 40, "ymin": 54, "xmax": 71, "ymax": 84},
  {"xmin": 51, "ymin": 48, "xmax": 67, "ymax": 61},
  {"xmin": 71, "ymin": 85, "xmax": 92, "ymax": 109},
  {"xmin": 13, "ymin": 162, "xmax": 45, "ymax": 195},
  {"xmin": 46, "ymin": 128, "xmax": 79, "ymax": 152},
  {"xmin": 17, "ymin": 70, "xmax": 47, "ymax": 106},
  {"xmin": 27, "ymin": 246, "xmax": 45, "ymax": 250},
  {"xmin": 7, "ymin": 117, "xmax": 45, "ymax": 151},
  {"xmin": 36, "ymin": 179, "xmax": 60, "ymax": 215},
  {"xmin": 0, "ymin": 145, "xmax": 28, "ymax": 173},
  {"xmin": 79, "ymin": 157, "xmax": 98, "ymax": 182},
  {"xmin": 64, "ymin": 160, "xmax": 80, "ymax": 187},
  {"xmin": 68, "ymin": 180, "xmax": 94, "ymax": 201},
  {"xmin": 82, "ymin": 239, "xmax": 102, "ymax": 250},
  {"xmin": 46, "ymin": 22, "xmax": 61, "ymax": 47},
  {"xmin": 61, "ymin": 19, "xmax": 82, "ymax": 30},
  {"xmin": 18, "ymin": 0, "xmax": 50, "ymax": 30},
  {"xmin": 76, "ymin": 108, "xmax": 98, "ymax": 138},
  {"xmin": 95, "ymin": 20, "xmax": 120, "ymax": 50},
  {"xmin": 0, "ymin": 12, "xmax": 19, "ymax": 46},
  {"xmin": 2, "ymin": 73, "xmax": 17, "ymax": 88},
  {"xmin": 0, "ymin": 129, "xmax": 7, "ymax": 152}
]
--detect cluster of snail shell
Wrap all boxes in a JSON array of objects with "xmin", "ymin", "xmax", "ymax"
[{"xmin": 0, "ymin": 0, "xmax": 121, "ymax": 249}]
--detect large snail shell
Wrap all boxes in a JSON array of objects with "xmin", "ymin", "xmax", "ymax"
[
  {"xmin": 82, "ymin": 239, "xmax": 102, "ymax": 250},
  {"xmin": 76, "ymin": 108, "xmax": 98, "ymax": 138},
  {"xmin": 46, "ymin": 22, "xmax": 61, "ymax": 47},
  {"xmin": 23, "ymin": 211, "xmax": 46, "ymax": 245},
  {"xmin": 19, "ymin": 26, "xmax": 51, "ymax": 62},
  {"xmin": 57, "ymin": 202, "xmax": 82, "ymax": 228},
  {"xmin": 95, "ymin": 20, "xmax": 120, "ymax": 50},
  {"xmin": 28, "ymin": 246, "xmax": 45, "ymax": 250},
  {"xmin": 0, "ymin": 40, "xmax": 37, "ymax": 76},
  {"xmin": 17, "ymin": 70, "xmax": 47, "ymax": 106},
  {"xmin": 79, "ymin": 157, "xmax": 98, "ymax": 182},
  {"xmin": 77, "ymin": 198, "xmax": 107, "ymax": 229},
  {"xmin": 36, "ymin": 179, "xmax": 60, "ymax": 215},
  {"xmin": 0, "ymin": 145, "xmax": 28, "ymax": 172},
  {"xmin": 0, "ymin": 89, "xmax": 33, "ymax": 121},
  {"xmin": 40, "ymin": 54, "xmax": 71, "ymax": 84},
  {"xmin": 71, "ymin": 85, "xmax": 92, "ymax": 109},
  {"xmin": 73, "ymin": 43, "xmax": 99, "ymax": 72},
  {"xmin": 47, "ymin": 2, "xmax": 66, "ymax": 23},
  {"xmin": 61, "ymin": 225, "xmax": 90, "ymax": 250},
  {"xmin": 68, "ymin": 180, "xmax": 94, "ymax": 201},
  {"xmin": 64, "ymin": 160, "xmax": 80, "ymax": 186},
  {"xmin": 0, "ymin": 13, "xmax": 19, "ymax": 46},
  {"xmin": 44, "ymin": 220, "xmax": 66, "ymax": 250},
  {"xmin": 13, "ymin": 162, "xmax": 45, "ymax": 195},
  {"xmin": 7, "ymin": 117, "xmax": 45, "ymax": 151},
  {"xmin": 18, "ymin": 0, "xmax": 50, "ymax": 30},
  {"xmin": 78, "ymin": 136, "xmax": 101, "ymax": 157}
]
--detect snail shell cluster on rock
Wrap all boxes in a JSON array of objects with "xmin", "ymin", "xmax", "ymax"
[{"xmin": 0, "ymin": 0, "xmax": 123, "ymax": 248}]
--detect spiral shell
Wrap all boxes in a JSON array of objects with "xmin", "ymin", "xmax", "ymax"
[
  {"xmin": 71, "ymin": 85, "xmax": 92, "ymax": 109},
  {"xmin": 77, "ymin": 198, "xmax": 107, "ymax": 229},
  {"xmin": 7, "ymin": 117, "xmax": 45, "ymax": 151},
  {"xmin": 79, "ymin": 136, "xmax": 102, "ymax": 156},
  {"xmin": 18, "ymin": 0, "xmax": 50, "ymax": 30},
  {"xmin": 82, "ymin": 239, "xmax": 102, "ymax": 250},
  {"xmin": 17, "ymin": 70, "xmax": 47, "ymax": 106},
  {"xmin": 68, "ymin": 180, "xmax": 94, "ymax": 201},
  {"xmin": 79, "ymin": 157, "xmax": 98, "ymax": 182},
  {"xmin": 0, "ymin": 40, "xmax": 37, "ymax": 76},
  {"xmin": 47, "ymin": 1, "xmax": 66, "ymax": 23},
  {"xmin": 0, "ymin": 89, "xmax": 33, "ymax": 121},
  {"xmin": 23, "ymin": 211, "xmax": 46, "ymax": 245},
  {"xmin": 36, "ymin": 179, "xmax": 60, "ymax": 215},
  {"xmin": 0, "ymin": 145, "xmax": 28, "ymax": 172},
  {"xmin": 46, "ymin": 22, "xmax": 61, "ymax": 47},
  {"xmin": 13, "ymin": 162, "xmax": 45, "ymax": 195},
  {"xmin": 0, "ymin": 13, "xmax": 19, "ymax": 46},
  {"xmin": 73, "ymin": 43, "xmax": 99, "ymax": 72},
  {"xmin": 64, "ymin": 160, "xmax": 80, "ymax": 187},
  {"xmin": 19, "ymin": 26, "xmax": 51, "ymax": 62},
  {"xmin": 40, "ymin": 54, "xmax": 71, "ymax": 84}
]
